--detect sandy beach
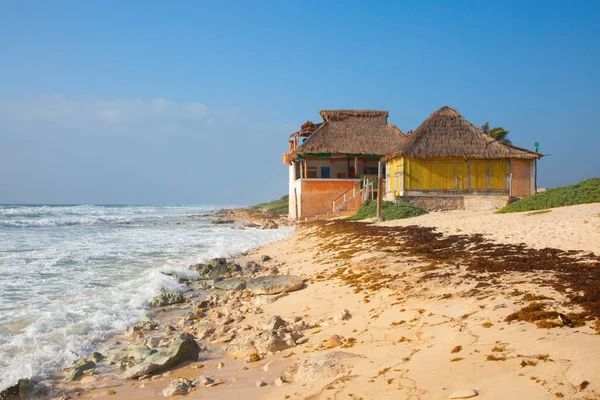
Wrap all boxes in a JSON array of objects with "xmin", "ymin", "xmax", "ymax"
[{"xmin": 40, "ymin": 203, "xmax": 600, "ymax": 400}]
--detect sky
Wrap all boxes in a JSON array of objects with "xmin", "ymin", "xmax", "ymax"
[{"xmin": 0, "ymin": 0, "xmax": 598, "ymax": 205}]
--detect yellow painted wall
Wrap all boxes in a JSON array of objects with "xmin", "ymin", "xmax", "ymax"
[
  {"xmin": 401, "ymin": 157, "xmax": 508, "ymax": 191},
  {"xmin": 387, "ymin": 157, "xmax": 404, "ymax": 195}
]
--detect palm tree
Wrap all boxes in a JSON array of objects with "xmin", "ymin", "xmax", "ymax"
[{"xmin": 481, "ymin": 121, "xmax": 512, "ymax": 144}]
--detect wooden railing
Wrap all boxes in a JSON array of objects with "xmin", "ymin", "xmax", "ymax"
[{"xmin": 331, "ymin": 176, "xmax": 379, "ymax": 213}]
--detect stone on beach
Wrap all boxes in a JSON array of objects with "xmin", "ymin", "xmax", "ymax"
[
  {"xmin": 449, "ymin": 388, "xmax": 479, "ymax": 398},
  {"xmin": 262, "ymin": 220, "xmax": 278, "ymax": 229},
  {"xmin": 162, "ymin": 378, "xmax": 192, "ymax": 397},
  {"xmin": 67, "ymin": 361, "xmax": 96, "ymax": 381},
  {"xmin": 150, "ymin": 292, "xmax": 185, "ymax": 307},
  {"xmin": 122, "ymin": 334, "xmax": 200, "ymax": 379},
  {"xmin": 246, "ymin": 275, "xmax": 304, "ymax": 295}
]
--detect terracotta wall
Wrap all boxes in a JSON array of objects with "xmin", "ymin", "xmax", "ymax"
[
  {"xmin": 510, "ymin": 160, "xmax": 533, "ymax": 197},
  {"xmin": 299, "ymin": 180, "xmax": 358, "ymax": 218}
]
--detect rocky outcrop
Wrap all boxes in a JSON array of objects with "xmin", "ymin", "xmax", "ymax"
[
  {"xmin": 246, "ymin": 275, "xmax": 304, "ymax": 295},
  {"xmin": 262, "ymin": 220, "xmax": 278, "ymax": 230},
  {"xmin": 0, "ymin": 379, "xmax": 48, "ymax": 400},
  {"xmin": 122, "ymin": 334, "xmax": 200, "ymax": 379}
]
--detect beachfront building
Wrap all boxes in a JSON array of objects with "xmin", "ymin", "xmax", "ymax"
[
  {"xmin": 283, "ymin": 110, "xmax": 405, "ymax": 220},
  {"xmin": 383, "ymin": 106, "xmax": 543, "ymax": 211}
]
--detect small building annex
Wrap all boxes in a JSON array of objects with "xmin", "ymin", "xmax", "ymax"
[{"xmin": 383, "ymin": 106, "xmax": 543, "ymax": 211}]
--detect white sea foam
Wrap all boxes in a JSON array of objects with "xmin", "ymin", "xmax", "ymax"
[{"xmin": 0, "ymin": 205, "xmax": 292, "ymax": 391}]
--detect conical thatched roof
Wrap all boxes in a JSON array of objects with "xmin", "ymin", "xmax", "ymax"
[
  {"xmin": 290, "ymin": 110, "xmax": 405, "ymax": 159},
  {"xmin": 385, "ymin": 106, "xmax": 542, "ymax": 160}
]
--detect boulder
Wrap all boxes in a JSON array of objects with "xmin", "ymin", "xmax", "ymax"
[
  {"xmin": 192, "ymin": 258, "xmax": 236, "ymax": 280},
  {"xmin": 288, "ymin": 351, "xmax": 360, "ymax": 381},
  {"xmin": 243, "ymin": 261, "xmax": 262, "ymax": 275},
  {"xmin": 214, "ymin": 278, "xmax": 246, "ymax": 291},
  {"xmin": 150, "ymin": 292, "xmax": 185, "ymax": 307},
  {"xmin": 246, "ymin": 275, "xmax": 304, "ymax": 295},
  {"xmin": 122, "ymin": 334, "xmax": 200, "ymax": 379}
]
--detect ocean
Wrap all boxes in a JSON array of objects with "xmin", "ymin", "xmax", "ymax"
[{"xmin": 0, "ymin": 204, "xmax": 292, "ymax": 391}]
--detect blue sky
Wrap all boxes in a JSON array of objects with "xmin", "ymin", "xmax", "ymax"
[{"xmin": 0, "ymin": 0, "xmax": 598, "ymax": 204}]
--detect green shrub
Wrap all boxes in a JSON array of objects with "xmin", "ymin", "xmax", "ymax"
[
  {"xmin": 251, "ymin": 195, "xmax": 289, "ymax": 215},
  {"xmin": 348, "ymin": 200, "xmax": 427, "ymax": 221},
  {"xmin": 498, "ymin": 178, "xmax": 600, "ymax": 213}
]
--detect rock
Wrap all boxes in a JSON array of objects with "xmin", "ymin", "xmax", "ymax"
[
  {"xmin": 255, "ymin": 333, "xmax": 293, "ymax": 353},
  {"xmin": 262, "ymin": 220, "xmax": 278, "ymax": 230},
  {"xmin": 264, "ymin": 316, "xmax": 286, "ymax": 331},
  {"xmin": 150, "ymin": 292, "xmax": 185, "ymax": 307},
  {"xmin": 449, "ymin": 388, "xmax": 479, "ymax": 399},
  {"xmin": 244, "ymin": 222, "xmax": 260, "ymax": 228},
  {"xmin": 333, "ymin": 309, "xmax": 352, "ymax": 322},
  {"xmin": 216, "ymin": 362, "xmax": 224, "ymax": 369},
  {"xmin": 122, "ymin": 334, "xmax": 200, "ymax": 379},
  {"xmin": 193, "ymin": 375, "xmax": 214, "ymax": 387},
  {"xmin": 255, "ymin": 380, "xmax": 267, "ymax": 387},
  {"xmin": 192, "ymin": 258, "xmax": 236, "ymax": 280},
  {"xmin": 289, "ymin": 352, "xmax": 360, "ymax": 381},
  {"xmin": 67, "ymin": 361, "xmax": 96, "ymax": 381},
  {"xmin": 0, "ymin": 379, "xmax": 48, "ymax": 400},
  {"xmin": 89, "ymin": 352, "xmax": 104, "ymax": 363},
  {"xmin": 104, "ymin": 343, "xmax": 156, "ymax": 364},
  {"xmin": 134, "ymin": 320, "xmax": 159, "ymax": 331},
  {"xmin": 214, "ymin": 278, "xmax": 246, "ymax": 291},
  {"xmin": 251, "ymin": 293, "xmax": 288, "ymax": 305},
  {"xmin": 211, "ymin": 219, "xmax": 234, "ymax": 225},
  {"xmin": 246, "ymin": 275, "xmax": 304, "ymax": 295},
  {"xmin": 274, "ymin": 376, "xmax": 287, "ymax": 386},
  {"xmin": 260, "ymin": 255, "xmax": 272, "ymax": 263},
  {"xmin": 243, "ymin": 261, "xmax": 262, "ymax": 275},
  {"xmin": 295, "ymin": 336, "xmax": 309, "ymax": 345},
  {"xmin": 238, "ymin": 366, "xmax": 249, "ymax": 371},
  {"xmin": 162, "ymin": 378, "xmax": 192, "ymax": 397}
]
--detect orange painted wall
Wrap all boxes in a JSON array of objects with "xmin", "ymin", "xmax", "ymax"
[
  {"xmin": 300, "ymin": 180, "xmax": 358, "ymax": 218},
  {"xmin": 510, "ymin": 160, "xmax": 532, "ymax": 197}
]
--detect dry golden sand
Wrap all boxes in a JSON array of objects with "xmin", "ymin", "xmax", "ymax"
[{"xmin": 59, "ymin": 204, "xmax": 600, "ymax": 400}]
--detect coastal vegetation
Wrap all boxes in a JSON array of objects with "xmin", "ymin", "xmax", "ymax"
[
  {"xmin": 498, "ymin": 178, "xmax": 600, "ymax": 213},
  {"xmin": 347, "ymin": 200, "xmax": 427, "ymax": 221},
  {"xmin": 250, "ymin": 195, "xmax": 289, "ymax": 215}
]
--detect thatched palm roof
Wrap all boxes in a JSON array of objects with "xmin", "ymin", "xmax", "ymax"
[
  {"xmin": 290, "ymin": 110, "xmax": 405, "ymax": 159},
  {"xmin": 385, "ymin": 106, "xmax": 542, "ymax": 160}
]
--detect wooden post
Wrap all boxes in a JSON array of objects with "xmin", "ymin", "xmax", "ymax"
[
  {"xmin": 303, "ymin": 160, "xmax": 308, "ymax": 179},
  {"xmin": 376, "ymin": 161, "xmax": 383, "ymax": 220},
  {"xmin": 354, "ymin": 156, "xmax": 359, "ymax": 177}
]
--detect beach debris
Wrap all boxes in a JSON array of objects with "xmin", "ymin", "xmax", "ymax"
[
  {"xmin": 255, "ymin": 379, "xmax": 267, "ymax": 387},
  {"xmin": 246, "ymin": 275, "xmax": 305, "ymax": 295},
  {"xmin": 122, "ymin": 334, "xmax": 200, "ymax": 379},
  {"xmin": 150, "ymin": 291, "xmax": 185, "ymax": 307},
  {"xmin": 449, "ymin": 388, "xmax": 478, "ymax": 398},
  {"xmin": 286, "ymin": 351, "xmax": 361, "ymax": 381},
  {"xmin": 162, "ymin": 378, "xmax": 192, "ymax": 397},
  {"xmin": 558, "ymin": 313, "xmax": 574, "ymax": 327}
]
